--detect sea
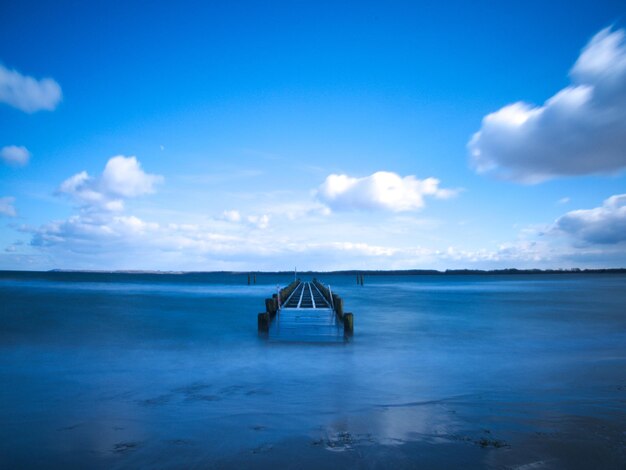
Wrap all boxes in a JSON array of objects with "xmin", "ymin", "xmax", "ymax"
[{"xmin": 1, "ymin": 271, "xmax": 625, "ymax": 469}]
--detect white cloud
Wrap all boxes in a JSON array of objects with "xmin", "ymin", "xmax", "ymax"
[
  {"xmin": 327, "ymin": 241, "xmax": 397, "ymax": 256},
  {"xmin": 250, "ymin": 200, "xmax": 331, "ymax": 220},
  {"xmin": 469, "ymin": 27, "xmax": 626, "ymax": 183},
  {"xmin": 0, "ymin": 64, "xmax": 62, "ymax": 112},
  {"xmin": 1, "ymin": 145, "xmax": 31, "ymax": 166},
  {"xmin": 557, "ymin": 197, "xmax": 571, "ymax": 205},
  {"xmin": 100, "ymin": 156, "xmax": 163, "ymax": 197},
  {"xmin": 222, "ymin": 210, "xmax": 272, "ymax": 229},
  {"xmin": 555, "ymin": 194, "xmax": 626, "ymax": 244},
  {"xmin": 222, "ymin": 210, "xmax": 241, "ymax": 222},
  {"xmin": 5, "ymin": 242, "xmax": 20, "ymax": 253},
  {"xmin": 58, "ymin": 155, "xmax": 163, "ymax": 212},
  {"xmin": 0, "ymin": 196, "xmax": 16, "ymax": 217},
  {"xmin": 246, "ymin": 214, "xmax": 270, "ymax": 229},
  {"xmin": 317, "ymin": 171, "xmax": 456, "ymax": 212}
]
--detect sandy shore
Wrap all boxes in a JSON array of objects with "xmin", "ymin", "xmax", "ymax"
[{"xmin": 3, "ymin": 387, "xmax": 625, "ymax": 469}]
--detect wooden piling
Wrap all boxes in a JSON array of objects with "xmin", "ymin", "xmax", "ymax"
[
  {"xmin": 253, "ymin": 274, "xmax": 256, "ymax": 284},
  {"xmin": 265, "ymin": 297, "xmax": 278, "ymax": 317},
  {"xmin": 248, "ymin": 273, "xmax": 250, "ymax": 285},
  {"xmin": 332, "ymin": 294, "xmax": 344, "ymax": 319},
  {"xmin": 343, "ymin": 313, "xmax": 353, "ymax": 335},
  {"xmin": 258, "ymin": 312, "xmax": 270, "ymax": 332},
  {"xmin": 279, "ymin": 279, "xmax": 300, "ymax": 303}
]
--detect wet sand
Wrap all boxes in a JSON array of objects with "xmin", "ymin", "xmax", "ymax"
[{"xmin": 3, "ymin": 367, "xmax": 625, "ymax": 469}]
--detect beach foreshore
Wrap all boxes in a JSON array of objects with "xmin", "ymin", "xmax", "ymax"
[{"xmin": 3, "ymin": 387, "xmax": 625, "ymax": 469}]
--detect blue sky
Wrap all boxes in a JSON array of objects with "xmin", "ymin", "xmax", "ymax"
[{"xmin": 1, "ymin": 1, "xmax": 626, "ymax": 271}]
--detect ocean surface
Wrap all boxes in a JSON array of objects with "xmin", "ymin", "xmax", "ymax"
[{"xmin": 1, "ymin": 271, "xmax": 625, "ymax": 469}]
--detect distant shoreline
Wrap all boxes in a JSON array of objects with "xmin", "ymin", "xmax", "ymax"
[{"xmin": 0, "ymin": 268, "xmax": 625, "ymax": 276}]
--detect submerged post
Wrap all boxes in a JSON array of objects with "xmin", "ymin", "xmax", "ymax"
[{"xmin": 343, "ymin": 312, "xmax": 353, "ymax": 336}]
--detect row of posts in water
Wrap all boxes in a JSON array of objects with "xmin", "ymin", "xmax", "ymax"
[{"xmin": 257, "ymin": 279, "xmax": 300, "ymax": 332}]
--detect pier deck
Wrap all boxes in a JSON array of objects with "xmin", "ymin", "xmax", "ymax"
[{"xmin": 268, "ymin": 281, "xmax": 345, "ymax": 343}]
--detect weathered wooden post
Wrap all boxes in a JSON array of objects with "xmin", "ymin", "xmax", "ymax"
[
  {"xmin": 248, "ymin": 273, "xmax": 251, "ymax": 285},
  {"xmin": 332, "ymin": 293, "xmax": 343, "ymax": 319},
  {"xmin": 253, "ymin": 274, "xmax": 256, "ymax": 284},
  {"xmin": 265, "ymin": 297, "xmax": 278, "ymax": 317},
  {"xmin": 343, "ymin": 313, "xmax": 353, "ymax": 336},
  {"xmin": 258, "ymin": 312, "xmax": 270, "ymax": 333}
]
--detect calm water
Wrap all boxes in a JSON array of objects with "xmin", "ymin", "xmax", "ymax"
[{"xmin": 1, "ymin": 272, "xmax": 625, "ymax": 469}]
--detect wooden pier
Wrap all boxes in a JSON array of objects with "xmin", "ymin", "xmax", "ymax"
[{"xmin": 258, "ymin": 279, "xmax": 353, "ymax": 343}]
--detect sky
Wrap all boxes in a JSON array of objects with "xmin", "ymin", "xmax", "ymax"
[{"xmin": 1, "ymin": 0, "xmax": 626, "ymax": 271}]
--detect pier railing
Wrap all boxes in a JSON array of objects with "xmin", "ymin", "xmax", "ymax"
[{"xmin": 313, "ymin": 278, "xmax": 352, "ymax": 335}]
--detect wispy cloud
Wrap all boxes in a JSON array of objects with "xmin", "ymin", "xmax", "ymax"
[
  {"xmin": 222, "ymin": 209, "xmax": 271, "ymax": 229},
  {"xmin": 246, "ymin": 214, "xmax": 270, "ymax": 229},
  {"xmin": 317, "ymin": 171, "xmax": 457, "ymax": 212},
  {"xmin": 222, "ymin": 210, "xmax": 241, "ymax": 222},
  {"xmin": 0, "ymin": 145, "xmax": 31, "ymax": 166},
  {"xmin": 469, "ymin": 27, "xmax": 626, "ymax": 183},
  {"xmin": 0, "ymin": 197, "xmax": 16, "ymax": 217},
  {"xmin": 0, "ymin": 63, "xmax": 62, "ymax": 113}
]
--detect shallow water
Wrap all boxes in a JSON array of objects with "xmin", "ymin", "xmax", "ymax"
[{"xmin": 1, "ymin": 272, "xmax": 625, "ymax": 469}]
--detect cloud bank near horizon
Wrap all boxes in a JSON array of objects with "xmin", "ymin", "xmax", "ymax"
[
  {"xmin": 555, "ymin": 194, "xmax": 626, "ymax": 245},
  {"xmin": 20, "ymin": 155, "xmax": 626, "ymax": 270}
]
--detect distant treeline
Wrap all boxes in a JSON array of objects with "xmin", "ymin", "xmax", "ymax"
[
  {"xmin": 0, "ymin": 268, "xmax": 623, "ymax": 277},
  {"xmin": 280, "ymin": 268, "xmax": 626, "ymax": 275}
]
